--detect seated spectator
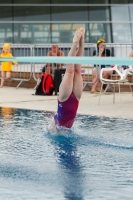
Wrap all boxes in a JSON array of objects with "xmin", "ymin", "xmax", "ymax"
[
  {"xmin": 46, "ymin": 43, "xmax": 65, "ymax": 72},
  {"xmin": 90, "ymin": 38, "xmax": 112, "ymax": 93},
  {"xmin": 45, "ymin": 44, "xmax": 65, "ymax": 95}
]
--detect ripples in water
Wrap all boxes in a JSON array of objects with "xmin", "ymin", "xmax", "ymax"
[{"xmin": 0, "ymin": 107, "xmax": 133, "ymax": 200}]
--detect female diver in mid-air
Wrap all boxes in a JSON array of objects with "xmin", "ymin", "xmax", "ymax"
[{"xmin": 48, "ymin": 27, "xmax": 85, "ymax": 133}]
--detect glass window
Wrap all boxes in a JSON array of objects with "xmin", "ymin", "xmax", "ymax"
[
  {"xmin": 51, "ymin": 23, "xmax": 111, "ymax": 44},
  {"xmin": 0, "ymin": 0, "xmax": 12, "ymax": 3},
  {"xmin": 88, "ymin": 0, "xmax": 108, "ymax": 3},
  {"xmin": 112, "ymin": 23, "xmax": 132, "ymax": 43},
  {"xmin": 89, "ymin": 6, "xmax": 109, "ymax": 21},
  {"xmin": 14, "ymin": 6, "xmax": 50, "ymax": 21},
  {"xmin": 110, "ymin": 0, "xmax": 128, "ymax": 3},
  {"xmin": 131, "ymin": 24, "xmax": 133, "ymax": 42},
  {"xmin": 51, "ymin": 24, "xmax": 87, "ymax": 44},
  {"xmin": 111, "ymin": 6, "xmax": 129, "ymax": 21},
  {"xmin": 52, "ymin": 0, "xmax": 108, "ymax": 3},
  {"xmin": 52, "ymin": 6, "xmax": 109, "ymax": 21},
  {"xmin": 0, "ymin": 24, "xmax": 13, "ymax": 43},
  {"xmin": 129, "ymin": 6, "xmax": 133, "ymax": 21},
  {"xmin": 52, "ymin": 0, "xmax": 88, "ymax": 3},
  {"xmin": 14, "ymin": 0, "xmax": 50, "ymax": 3},
  {"xmin": 87, "ymin": 23, "xmax": 111, "ymax": 43},
  {"xmin": 13, "ymin": 24, "xmax": 51, "ymax": 44},
  {"xmin": 0, "ymin": 7, "xmax": 12, "ymax": 21},
  {"xmin": 51, "ymin": 6, "xmax": 88, "ymax": 21}
]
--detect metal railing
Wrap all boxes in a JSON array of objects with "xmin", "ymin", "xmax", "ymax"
[
  {"xmin": 0, "ymin": 44, "xmax": 33, "ymax": 88},
  {"xmin": 0, "ymin": 43, "xmax": 133, "ymax": 89},
  {"xmin": 32, "ymin": 43, "xmax": 97, "ymax": 90}
]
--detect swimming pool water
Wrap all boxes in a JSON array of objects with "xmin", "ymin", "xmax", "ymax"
[{"xmin": 0, "ymin": 107, "xmax": 133, "ymax": 200}]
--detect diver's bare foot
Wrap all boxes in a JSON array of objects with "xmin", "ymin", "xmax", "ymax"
[
  {"xmin": 73, "ymin": 29, "xmax": 82, "ymax": 45},
  {"xmin": 0, "ymin": 86, "xmax": 3, "ymax": 88}
]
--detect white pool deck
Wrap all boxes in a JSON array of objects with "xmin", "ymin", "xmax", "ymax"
[{"xmin": 0, "ymin": 87, "xmax": 133, "ymax": 119}]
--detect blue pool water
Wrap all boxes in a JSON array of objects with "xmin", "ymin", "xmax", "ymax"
[{"xmin": 0, "ymin": 107, "xmax": 133, "ymax": 200}]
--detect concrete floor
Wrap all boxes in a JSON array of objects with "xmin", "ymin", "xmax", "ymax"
[{"xmin": 0, "ymin": 87, "xmax": 133, "ymax": 119}]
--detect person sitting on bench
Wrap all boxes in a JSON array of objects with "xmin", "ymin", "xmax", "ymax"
[{"xmin": 46, "ymin": 44, "xmax": 65, "ymax": 95}]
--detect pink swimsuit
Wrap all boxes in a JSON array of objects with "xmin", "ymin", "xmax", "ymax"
[{"xmin": 54, "ymin": 93, "xmax": 79, "ymax": 128}]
